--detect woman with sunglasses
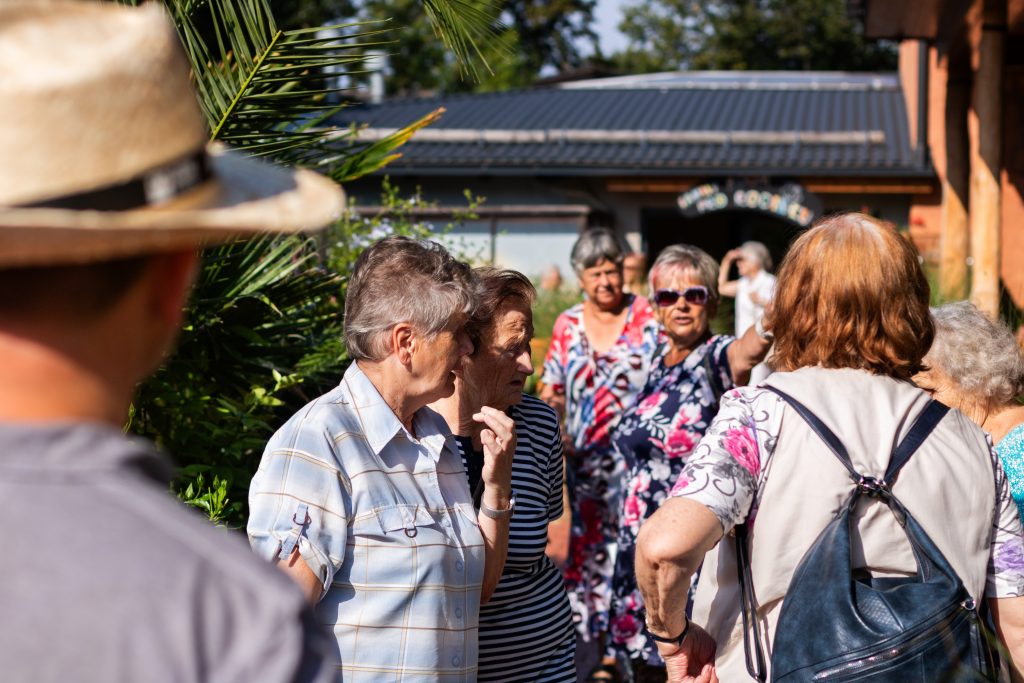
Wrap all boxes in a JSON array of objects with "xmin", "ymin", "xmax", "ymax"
[{"xmin": 605, "ymin": 244, "xmax": 771, "ymax": 682}]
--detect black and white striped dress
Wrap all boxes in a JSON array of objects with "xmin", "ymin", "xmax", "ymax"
[{"xmin": 457, "ymin": 394, "xmax": 576, "ymax": 682}]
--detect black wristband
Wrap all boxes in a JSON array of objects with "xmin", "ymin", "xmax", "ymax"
[{"xmin": 645, "ymin": 618, "xmax": 690, "ymax": 647}]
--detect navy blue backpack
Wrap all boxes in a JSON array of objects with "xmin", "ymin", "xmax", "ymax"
[{"xmin": 735, "ymin": 387, "xmax": 1000, "ymax": 682}]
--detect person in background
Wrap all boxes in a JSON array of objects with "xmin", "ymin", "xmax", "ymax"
[
  {"xmin": 541, "ymin": 228, "xmax": 661, "ymax": 682},
  {"xmin": 623, "ymin": 251, "xmax": 648, "ymax": 295},
  {"xmin": 607, "ymin": 245, "xmax": 771, "ymax": 682},
  {"xmin": 540, "ymin": 264, "xmax": 565, "ymax": 292},
  {"xmin": 248, "ymin": 237, "xmax": 515, "ymax": 681},
  {"xmin": 719, "ymin": 241, "xmax": 776, "ymax": 384},
  {"xmin": 918, "ymin": 300, "xmax": 1024, "ymax": 522},
  {"xmin": 0, "ymin": 3, "xmax": 344, "ymax": 681},
  {"xmin": 433, "ymin": 268, "xmax": 576, "ymax": 682},
  {"xmin": 635, "ymin": 214, "xmax": 1024, "ymax": 682}
]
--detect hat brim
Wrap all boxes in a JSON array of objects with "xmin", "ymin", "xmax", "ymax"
[{"xmin": 0, "ymin": 144, "xmax": 345, "ymax": 267}]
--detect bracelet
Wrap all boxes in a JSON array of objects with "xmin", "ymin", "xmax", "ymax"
[
  {"xmin": 645, "ymin": 618, "xmax": 690, "ymax": 648},
  {"xmin": 479, "ymin": 493, "xmax": 515, "ymax": 520},
  {"xmin": 754, "ymin": 316, "xmax": 774, "ymax": 341}
]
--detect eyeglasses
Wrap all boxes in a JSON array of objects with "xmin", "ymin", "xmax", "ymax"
[{"xmin": 653, "ymin": 286, "xmax": 710, "ymax": 307}]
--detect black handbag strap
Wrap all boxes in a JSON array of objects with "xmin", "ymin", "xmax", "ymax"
[
  {"xmin": 886, "ymin": 399, "xmax": 950, "ymax": 481},
  {"xmin": 736, "ymin": 523, "xmax": 768, "ymax": 682},
  {"xmin": 734, "ymin": 386, "xmax": 949, "ymax": 681},
  {"xmin": 765, "ymin": 386, "xmax": 859, "ymax": 481}
]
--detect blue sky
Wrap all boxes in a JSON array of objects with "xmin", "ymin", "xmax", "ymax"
[{"xmin": 593, "ymin": 0, "xmax": 629, "ymax": 54}]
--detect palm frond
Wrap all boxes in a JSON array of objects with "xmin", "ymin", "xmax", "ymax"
[
  {"xmin": 422, "ymin": 0, "xmax": 502, "ymax": 78},
  {"xmin": 325, "ymin": 107, "xmax": 445, "ymax": 183},
  {"xmin": 166, "ymin": 0, "xmax": 398, "ymax": 176}
]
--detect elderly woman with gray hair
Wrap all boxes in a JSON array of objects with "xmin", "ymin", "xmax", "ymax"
[
  {"xmin": 918, "ymin": 301, "xmax": 1024, "ymax": 522},
  {"xmin": 606, "ymin": 244, "xmax": 771, "ymax": 681},
  {"xmin": 541, "ymin": 228, "xmax": 661, "ymax": 678},
  {"xmin": 248, "ymin": 236, "xmax": 515, "ymax": 681}
]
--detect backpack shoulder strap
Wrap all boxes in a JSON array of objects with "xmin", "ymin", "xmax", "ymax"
[
  {"xmin": 765, "ymin": 385, "xmax": 859, "ymax": 482},
  {"xmin": 885, "ymin": 400, "xmax": 949, "ymax": 482}
]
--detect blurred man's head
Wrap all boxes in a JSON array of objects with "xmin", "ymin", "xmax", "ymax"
[{"xmin": 0, "ymin": 1, "xmax": 345, "ymax": 420}]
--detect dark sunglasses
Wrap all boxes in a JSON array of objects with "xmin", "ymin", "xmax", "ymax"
[{"xmin": 653, "ymin": 286, "xmax": 710, "ymax": 307}]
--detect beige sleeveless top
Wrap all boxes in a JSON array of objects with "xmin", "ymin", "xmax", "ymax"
[{"xmin": 687, "ymin": 367, "xmax": 998, "ymax": 681}]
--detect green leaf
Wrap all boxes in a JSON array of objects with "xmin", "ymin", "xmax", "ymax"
[{"xmin": 328, "ymin": 107, "xmax": 445, "ymax": 182}]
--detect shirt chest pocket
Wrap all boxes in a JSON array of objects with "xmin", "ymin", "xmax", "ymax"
[
  {"xmin": 343, "ymin": 504, "xmax": 441, "ymax": 583},
  {"xmin": 369, "ymin": 503, "xmax": 438, "ymax": 539}
]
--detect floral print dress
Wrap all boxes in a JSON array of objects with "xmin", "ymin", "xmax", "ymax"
[
  {"xmin": 541, "ymin": 294, "xmax": 661, "ymax": 642},
  {"xmin": 606, "ymin": 335, "xmax": 734, "ymax": 665}
]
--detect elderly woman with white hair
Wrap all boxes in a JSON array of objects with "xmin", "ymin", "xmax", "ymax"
[
  {"xmin": 247, "ymin": 236, "xmax": 515, "ymax": 681},
  {"xmin": 606, "ymin": 245, "xmax": 771, "ymax": 681},
  {"xmin": 719, "ymin": 241, "xmax": 776, "ymax": 384},
  {"xmin": 918, "ymin": 301, "xmax": 1024, "ymax": 522}
]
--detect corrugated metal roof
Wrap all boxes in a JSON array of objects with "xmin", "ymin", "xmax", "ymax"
[{"xmin": 331, "ymin": 72, "xmax": 931, "ymax": 177}]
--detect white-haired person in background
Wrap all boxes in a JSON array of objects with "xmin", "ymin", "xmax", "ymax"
[
  {"xmin": 918, "ymin": 300, "xmax": 1024, "ymax": 523},
  {"xmin": 0, "ymin": 2, "xmax": 344, "ymax": 681},
  {"xmin": 719, "ymin": 241, "xmax": 776, "ymax": 384}
]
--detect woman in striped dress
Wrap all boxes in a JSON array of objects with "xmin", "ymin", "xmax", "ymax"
[{"xmin": 433, "ymin": 267, "xmax": 576, "ymax": 681}]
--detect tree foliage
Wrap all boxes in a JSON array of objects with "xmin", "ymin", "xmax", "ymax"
[
  {"xmin": 615, "ymin": 0, "xmax": 897, "ymax": 74},
  {"xmin": 272, "ymin": 0, "xmax": 599, "ymax": 95}
]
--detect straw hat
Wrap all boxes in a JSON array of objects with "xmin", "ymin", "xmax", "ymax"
[{"xmin": 0, "ymin": 1, "xmax": 346, "ymax": 267}]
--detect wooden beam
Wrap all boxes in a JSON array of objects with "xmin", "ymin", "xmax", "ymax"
[
  {"xmin": 802, "ymin": 181, "xmax": 936, "ymax": 194},
  {"xmin": 607, "ymin": 178, "xmax": 936, "ymax": 194},
  {"xmin": 605, "ymin": 180, "xmax": 695, "ymax": 193},
  {"xmin": 939, "ymin": 56, "xmax": 971, "ymax": 300},
  {"xmin": 969, "ymin": 0, "xmax": 1006, "ymax": 318},
  {"xmin": 863, "ymin": 0, "xmax": 940, "ymax": 39}
]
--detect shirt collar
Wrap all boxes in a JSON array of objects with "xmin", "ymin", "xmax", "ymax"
[{"xmin": 342, "ymin": 363, "xmax": 454, "ymax": 461}]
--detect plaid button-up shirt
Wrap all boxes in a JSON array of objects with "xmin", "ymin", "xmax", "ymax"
[{"xmin": 248, "ymin": 363, "xmax": 485, "ymax": 681}]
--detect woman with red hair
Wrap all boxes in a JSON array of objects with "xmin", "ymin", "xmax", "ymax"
[{"xmin": 635, "ymin": 214, "xmax": 1024, "ymax": 682}]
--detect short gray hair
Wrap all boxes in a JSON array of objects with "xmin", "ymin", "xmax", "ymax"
[
  {"xmin": 925, "ymin": 301, "xmax": 1024, "ymax": 408},
  {"xmin": 740, "ymin": 241, "xmax": 773, "ymax": 272},
  {"xmin": 344, "ymin": 236, "xmax": 475, "ymax": 362},
  {"xmin": 570, "ymin": 228, "xmax": 625, "ymax": 275},
  {"xmin": 648, "ymin": 244, "xmax": 720, "ymax": 314}
]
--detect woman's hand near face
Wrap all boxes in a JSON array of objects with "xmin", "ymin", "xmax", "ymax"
[
  {"xmin": 473, "ymin": 405, "xmax": 515, "ymax": 603},
  {"xmin": 475, "ymin": 405, "xmax": 516, "ymax": 504}
]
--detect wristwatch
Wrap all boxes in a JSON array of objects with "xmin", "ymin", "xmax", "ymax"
[
  {"xmin": 479, "ymin": 493, "xmax": 515, "ymax": 520},
  {"xmin": 754, "ymin": 316, "xmax": 774, "ymax": 342}
]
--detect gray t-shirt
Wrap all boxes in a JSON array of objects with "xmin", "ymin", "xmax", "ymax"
[{"xmin": 0, "ymin": 422, "xmax": 337, "ymax": 683}]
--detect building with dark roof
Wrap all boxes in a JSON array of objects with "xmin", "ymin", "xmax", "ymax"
[{"xmin": 335, "ymin": 70, "xmax": 936, "ymax": 281}]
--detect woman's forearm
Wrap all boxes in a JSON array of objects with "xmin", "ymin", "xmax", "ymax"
[
  {"xmin": 478, "ymin": 486, "xmax": 511, "ymax": 604},
  {"xmin": 728, "ymin": 325, "xmax": 772, "ymax": 384},
  {"xmin": 636, "ymin": 498, "xmax": 724, "ymax": 634}
]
